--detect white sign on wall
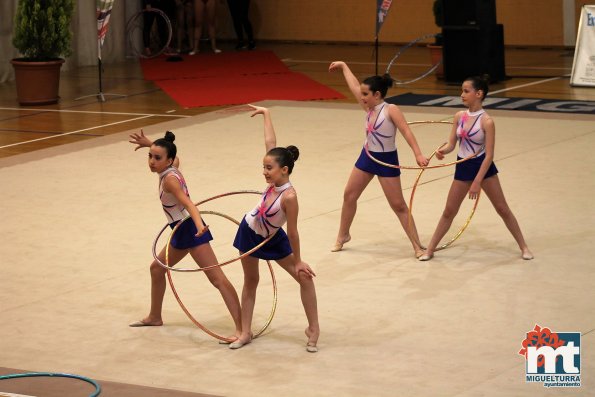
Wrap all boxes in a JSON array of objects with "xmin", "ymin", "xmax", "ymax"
[{"xmin": 570, "ymin": 5, "xmax": 595, "ymax": 87}]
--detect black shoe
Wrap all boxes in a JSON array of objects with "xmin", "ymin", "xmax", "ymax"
[
  {"xmin": 235, "ymin": 41, "xmax": 246, "ymax": 50},
  {"xmin": 247, "ymin": 40, "xmax": 256, "ymax": 50}
]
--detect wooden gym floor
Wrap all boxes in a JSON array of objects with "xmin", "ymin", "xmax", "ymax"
[{"xmin": 0, "ymin": 42, "xmax": 591, "ymax": 158}]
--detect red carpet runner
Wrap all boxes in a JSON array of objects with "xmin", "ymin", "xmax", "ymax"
[{"xmin": 140, "ymin": 50, "xmax": 345, "ymax": 107}]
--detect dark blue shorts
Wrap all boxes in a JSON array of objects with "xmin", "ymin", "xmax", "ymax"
[
  {"xmin": 233, "ymin": 217, "xmax": 292, "ymax": 260},
  {"xmin": 355, "ymin": 147, "xmax": 401, "ymax": 177},
  {"xmin": 169, "ymin": 218, "xmax": 213, "ymax": 250},
  {"xmin": 454, "ymin": 154, "xmax": 498, "ymax": 181}
]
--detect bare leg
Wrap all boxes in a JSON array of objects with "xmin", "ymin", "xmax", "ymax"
[
  {"xmin": 276, "ymin": 255, "xmax": 319, "ymax": 352},
  {"xmin": 332, "ymin": 167, "xmax": 374, "ymax": 251},
  {"xmin": 480, "ymin": 176, "xmax": 533, "ymax": 259},
  {"xmin": 205, "ymin": 0, "xmax": 220, "ymax": 52},
  {"xmin": 230, "ymin": 255, "xmax": 259, "ymax": 348},
  {"xmin": 190, "ymin": 0, "xmax": 205, "ymax": 54},
  {"xmin": 188, "ymin": 244, "xmax": 242, "ymax": 336},
  {"xmin": 420, "ymin": 180, "xmax": 470, "ymax": 261},
  {"xmin": 378, "ymin": 175, "xmax": 424, "ymax": 257},
  {"xmin": 133, "ymin": 244, "xmax": 188, "ymax": 325}
]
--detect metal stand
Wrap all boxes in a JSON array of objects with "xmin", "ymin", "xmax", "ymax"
[
  {"xmin": 75, "ymin": 41, "xmax": 127, "ymax": 102},
  {"xmin": 374, "ymin": 36, "xmax": 379, "ymax": 75}
]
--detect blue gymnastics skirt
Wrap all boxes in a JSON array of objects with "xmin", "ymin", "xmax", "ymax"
[
  {"xmin": 454, "ymin": 154, "xmax": 498, "ymax": 181},
  {"xmin": 233, "ymin": 217, "xmax": 292, "ymax": 260},
  {"xmin": 169, "ymin": 217, "xmax": 213, "ymax": 250},
  {"xmin": 355, "ymin": 147, "xmax": 401, "ymax": 177}
]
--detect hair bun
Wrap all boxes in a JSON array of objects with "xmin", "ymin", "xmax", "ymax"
[
  {"xmin": 286, "ymin": 145, "xmax": 299, "ymax": 162},
  {"xmin": 164, "ymin": 131, "xmax": 176, "ymax": 143},
  {"xmin": 381, "ymin": 73, "xmax": 394, "ymax": 89}
]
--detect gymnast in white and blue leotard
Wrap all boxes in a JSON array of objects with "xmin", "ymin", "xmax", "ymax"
[
  {"xmin": 328, "ymin": 61, "xmax": 429, "ymax": 258},
  {"xmin": 419, "ymin": 76, "xmax": 533, "ymax": 261},
  {"xmin": 127, "ymin": 130, "xmax": 242, "ymax": 338},
  {"xmin": 229, "ymin": 105, "xmax": 319, "ymax": 353}
]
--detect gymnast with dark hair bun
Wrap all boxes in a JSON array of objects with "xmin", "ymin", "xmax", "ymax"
[
  {"xmin": 328, "ymin": 61, "xmax": 429, "ymax": 258},
  {"xmin": 419, "ymin": 76, "xmax": 534, "ymax": 261},
  {"xmin": 127, "ymin": 130, "xmax": 242, "ymax": 339},
  {"xmin": 229, "ymin": 105, "xmax": 320, "ymax": 353}
]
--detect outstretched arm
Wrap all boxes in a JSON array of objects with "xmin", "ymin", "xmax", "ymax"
[
  {"xmin": 249, "ymin": 104, "xmax": 276, "ymax": 152},
  {"xmin": 328, "ymin": 61, "xmax": 366, "ymax": 110}
]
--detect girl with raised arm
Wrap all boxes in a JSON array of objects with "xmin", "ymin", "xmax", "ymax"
[
  {"xmin": 229, "ymin": 106, "xmax": 320, "ymax": 352},
  {"xmin": 328, "ymin": 61, "xmax": 428, "ymax": 258}
]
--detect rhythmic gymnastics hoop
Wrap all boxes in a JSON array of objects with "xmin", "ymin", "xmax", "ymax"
[
  {"xmin": 165, "ymin": 210, "xmax": 278, "ymax": 342},
  {"xmin": 407, "ymin": 138, "xmax": 481, "ymax": 252},
  {"xmin": 154, "ymin": 190, "xmax": 278, "ymax": 342},
  {"xmin": 153, "ymin": 215, "xmax": 273, "ymax": 273},
  {"xmin": 151, "ymin": 191, "xmax": 274, "ymax": 273},
  {"xmin": 0, "ymin": 372, "xmax": 101, "ymax": 397},
  {"xmin": 386, "ymin": 33, "xmax": 442, "ymax": 85},
  {"xmin": 126, "ymin": 8, "xmax": 172, "ymax": 59},
  {"xmin": 364, "ymin": 120, "xmax": 482, "ymax": 170}
]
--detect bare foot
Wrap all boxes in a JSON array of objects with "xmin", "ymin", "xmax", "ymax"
[
  {"xmin": 305, "ymin": 327, "xmax": 319, "ymax": 353},
  {"xmin": 331, "ymin": 235, "xmax": 351, "ymax": 252}
]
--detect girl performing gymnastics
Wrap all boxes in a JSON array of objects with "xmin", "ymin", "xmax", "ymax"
[
  {"xmin": 328, "ymin": 61, "xmax": 429, "ymax": 257},
  {"xmin": 128, "ymin": 130, "xmax": 242, "ymax": 339},
  {"xmin": 229, "ymin": 105, "xmax": 319, "ymax": 352},
  {"xmin": 418, "ymin": 76, "xmax": 534, "ymax": 261}
]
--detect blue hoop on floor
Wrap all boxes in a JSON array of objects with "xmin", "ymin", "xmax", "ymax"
[{"xmin": 0, "ymin": 372, "xmax": 101, "ymax": 396}]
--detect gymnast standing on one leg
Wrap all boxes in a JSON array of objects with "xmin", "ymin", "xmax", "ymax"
[
  {"xmin": 127, "ymin": 131, "xmax": 243, "ymax": 340},
  {"xmin": 229, "ymin": 105, "xmax": 320, "ymax": 353},
  {"xmin": 419, "ymin": 76, "xmax": 533, "ymax": 261},
  {"xmin": 328, "ymin": 61, "xmax": 429, "ymax": 258}
]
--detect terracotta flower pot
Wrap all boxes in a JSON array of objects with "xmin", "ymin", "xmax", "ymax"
[{"xmin": 10, "ymin": 58, "xmax": 65, "ymax": 105}]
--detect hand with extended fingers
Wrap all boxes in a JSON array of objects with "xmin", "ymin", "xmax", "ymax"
[{"xmin": 129, "ymin": 129, "xmax": 153, "ymax": 151}]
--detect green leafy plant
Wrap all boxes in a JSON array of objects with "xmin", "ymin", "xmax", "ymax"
[{"xmin": 12, "ymin": 0, "xmax": 75, "ymax": 60}]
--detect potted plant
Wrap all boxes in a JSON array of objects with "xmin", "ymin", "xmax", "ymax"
[
  {"xmin": 10, "ymin": 0, "xmax": 75, "ymax": 105},
  {"xmin": 428, "ymin": 0, "xmax": 444, "ymax": 79}
]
